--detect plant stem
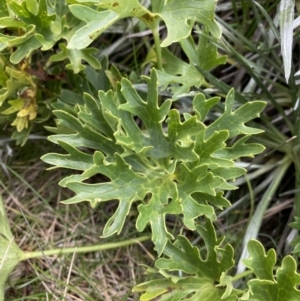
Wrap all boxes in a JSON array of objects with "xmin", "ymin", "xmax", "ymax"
[
  {"xmin": 151, "ymin": 21, "xmax": 163, "ymax": 71},
  {"xmin": 232, "ymin": 265, "xmax": 281, "ymax": 282},
  {"xmin": 231, "ymin": 270, "xmax": 254, "ymax": 282},
  {"xmin": 21, "ymin": 236, "xmax": 150, "ymax": 260}
]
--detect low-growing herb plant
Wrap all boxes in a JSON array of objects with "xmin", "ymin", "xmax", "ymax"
[
  {"xmin": 41, "ymin": 69, "xmax": 266, "ymax": 255},
  {"xmin": 40, "ymin": 68, "xmax": 268, "ymax": 300},
  {"xmin": 1, "ymin": 0, "xmax": 300, "ymax": 300}
]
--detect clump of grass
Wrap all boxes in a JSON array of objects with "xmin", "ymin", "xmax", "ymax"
[{"xmin": 211, "ymin": 0, "xmax": 299, "ymax": 273}]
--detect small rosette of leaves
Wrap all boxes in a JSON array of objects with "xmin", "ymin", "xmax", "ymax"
[
  {"xmin": 1, "ymin": 0, "xmax": 67, "ymax": 64},
  {"xmin": 42, "ymin": 69, "xmax": 265, "ymax": 255},
  {"xmin": 133, "ymin": 219, "xmax": 240, "ymax": 301},
  {"xmin": 0, "ymin": 0, "xmax": 99, "ymax": 72}
]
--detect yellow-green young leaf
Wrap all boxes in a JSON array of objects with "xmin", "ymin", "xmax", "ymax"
[
  {"xmin": 0, "ymin": 67, "xmax": 32, "ymax": 106},
  {"xmin": 96, "ymin": 0, "xmax": 152, "ymax": 20},
  {"xmin": 1, "ymin": 99, "xmax": 24, "ymax": 115},
  {"xmin": 0, "ymin": 0, "xmax": 9, "ymax": 18},
  {"xmin": 244, "ymin": 240, "xmax": 300, "ymax": 301},
  {"xmin": 50, "ymin": 43, "xmax": 101, "ymax": 74},
  {"xmin": 25, "ymin": 0, "xmax": 38, "ymax": 15},
  {"xmin": 42, "ymin": 69, "xmax": 266, "ymax": 255}
]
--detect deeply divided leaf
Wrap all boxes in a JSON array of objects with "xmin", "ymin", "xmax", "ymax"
[
  {"xmin": 244, "ymin": 240, "xmax": 300, "ymax": 301},
  {"xmin": 158, "ymin": 0, "xmax": 221, "ymax": 46},
  {"xmin": 67, "ymin": 0, "xmax": 221, "ymax": 49},
  {"xmin": 157, "ymin": 35, "xmax": 226, "ymax": 98},
  {"xmin": 133, "ymin": 219, "xmax": 239, "ymax": 301},
  {"xmin": 42, "ymin": 69, "xmax": 266, "ymax": 255}
]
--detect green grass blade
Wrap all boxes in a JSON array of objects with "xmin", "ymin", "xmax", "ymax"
[
  {"xmin": 279, "ymin": 0, "xmax": 295, "ymax": 82},
  {"xmin": 236, "ymin": 155, "xmax": 292, "ymax": 274}
]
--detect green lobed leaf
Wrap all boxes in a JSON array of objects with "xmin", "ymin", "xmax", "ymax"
[
  {"xmin": 133, "ymin": 219, "xmax": 239, "ymax": 301},
  {"xmin": 244, "ymin": 240, "xmax": 300, "ymax": 301},
  {"xmin": 157, "ymin": 35, "xmax": 226, "ymax": 99},
  {"xmin": 68, "ymin": 0, "xmax": 220, "ymax": 49},
  {"xmin": 42, "ymin": 69, "xmax": 266, "ymax": 255},
  {"xmin": 157, "ymin": 0, "xmax": 221, "ymax": 47},
  {"xmin": 205, "ymin": 89, "xmax": 266, "ymax": 139},
  {"xmin": 194, "ymin": 130, "xmax": 232, "ymax": 168},
  {"xmin": 214, "ymin": 136, "xmax": 265, "ymax": 160},
  {"xmin": 67, "ymin": 5, "xmax": 119, "ymax": 49},
  {"xmin": 157, "ymin": 219, "xmax": 234, "ymax": 277},
  {"xmin": 3, "ymin": 0, "xmax": 68, "ymax": 63},
  {"xmin": 42, "ymin": 140, "xmax": 94, "ymax": 171},
  {"xmin": 50, "ymin": 43, "xmax": 101, "ymax": 74},
  {"xmin": 10, "ymin": 35, "xmax": 41, "ymax": 64},
  {"xmin": 243, "ymin": 240, "xmax": 276, "ymax": 281},
  {"xmin": 68, "ymin": 1, "xmax": 154, "ymax": 49}
]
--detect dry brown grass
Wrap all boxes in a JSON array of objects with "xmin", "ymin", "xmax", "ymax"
[{"xmin": 1, "ymin": 140, "xmax": 154, "ymax": 301}]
